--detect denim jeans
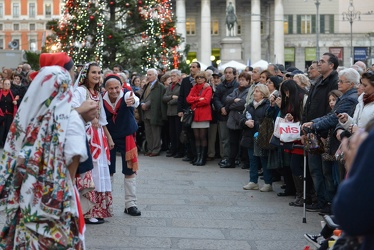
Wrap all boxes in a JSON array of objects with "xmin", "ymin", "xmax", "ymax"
[
  {"xmin": 322, "ymin": 160, "xmax": 338, "ymax": 202},
  {"xmin": 308, "ymin": 153, "xmax": 326, "ymax": 206},
  {"xmin": 248, "ymin": 148, "xmax": 272, "ymax": 184}
]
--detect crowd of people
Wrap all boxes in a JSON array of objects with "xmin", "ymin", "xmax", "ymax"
[{"xmin": 0, "ymin": 53, "xmax": 374, "ymax": 249}]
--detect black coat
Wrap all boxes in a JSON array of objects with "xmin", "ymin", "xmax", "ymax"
[
  {"xmin": 240, "ymin": 99, "xmax": 270, "ymax": 149},
  {"xmin": 177, "ymin": 76, "xmax": 194, "ymax": 113},
  {"xmin": 303, "ymin": 70, "xmax": 338, "ymax": 123},
  {"xmin": 213, "ymin": 79, "xmax": 239, "ymax": 121}
]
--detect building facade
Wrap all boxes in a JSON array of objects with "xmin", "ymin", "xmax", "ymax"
[
  {"xmin": 1, "ymin": 0, "xmax": 374, "ymax": 70},
  {"xmin": 173, "ymin": 0, "xmax": 374, "ymax": 69}
]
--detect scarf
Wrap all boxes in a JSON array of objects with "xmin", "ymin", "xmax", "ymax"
[
  {"xmin": 363, "ymin": 92, "xmax": 374, "ymax": 106},
  {"xmin": 103, "ymin": 91, "xmax": 138, "ymax": 171},
  {"xmin": 253, "ymin": 99, "xmax": 264, "ymax": 109},
  {"xmin": 0, "ymin": 89, "xmax": 18, "ymax": 117},
  {"xmin": 0, "ymin": 66, "xmax": 85, "ymax": 248}
]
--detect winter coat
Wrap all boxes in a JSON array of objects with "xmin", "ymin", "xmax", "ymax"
[
  {"xmin": 186, "ymin": 82, "xmax": 212, "ymax": 122},
  {"xmin": 303, "ymin": 70, "xmax": 338, "ymax": 124},
  {"xmin": 163, "ymin": 82, "xmax": 181, "ymax": 116},
  {"xmin": 177, "ymin": 76, "xmax": 194, "ymax": 113},
  {"xmin": 213, "ymin": 79, "xmax": 239, "ymax": 121},
  {"xmin": 226, "ymin": 86, "xmax": 249, "ymax": 130},
  {"xmin": 139, "ymin": 81, "xmax": 167, "ymax": 126},
  {"xmin": 240, "ymin": 99, "xmax": 270, "ymax": 149},
  {"xmin": 339, "ymin": 93, "xmax": 374, "ymax": 131}
]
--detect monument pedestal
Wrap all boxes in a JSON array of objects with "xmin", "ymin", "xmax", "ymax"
[{"xmin": 220, "ymin": 37, "xmax": 243, "ymax": 64}]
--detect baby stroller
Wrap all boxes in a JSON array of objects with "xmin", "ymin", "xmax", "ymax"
[{"xmin": 136, "ymin": 121, "xmax": 147, "ymax": 153}]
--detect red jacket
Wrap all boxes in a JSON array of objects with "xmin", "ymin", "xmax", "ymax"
[{"xmin": 186, "ymin": 83, "xmax": 212, "ymax": 122}]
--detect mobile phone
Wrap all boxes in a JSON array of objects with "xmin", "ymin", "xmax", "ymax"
[{"xmin": 335, "ymin": 111, "xmax": 339, "ymax": 115}]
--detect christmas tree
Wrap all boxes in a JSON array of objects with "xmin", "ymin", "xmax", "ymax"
[{"xmin": 47, "ymin": 0, "xmax": 181, "ymax": 71}]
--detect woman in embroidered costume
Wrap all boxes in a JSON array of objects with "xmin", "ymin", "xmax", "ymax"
[
  {"xmin": 0, "ymin": 66, "xmax": 88, "ymax": 249},
  {"xmin": 73, "ymin": 62, "xmax": 114, "ymax": 224}
]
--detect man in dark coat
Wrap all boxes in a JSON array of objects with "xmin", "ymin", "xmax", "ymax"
[{"xmin": 302, "ymin": 52, "xmax": 339, "ymax": 213}]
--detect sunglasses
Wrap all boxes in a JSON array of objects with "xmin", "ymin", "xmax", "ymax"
[{"xmin": 196, "ymin": 76, "xmax": 205, "ymax": 79}]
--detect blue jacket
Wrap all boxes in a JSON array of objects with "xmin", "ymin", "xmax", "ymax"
[
  {"xmin": 312, "ymin": 87, "xmax": 358, "ymax": 134},
  {"xmin": 333, "ymin": 129, "xmax": 374, "ymax": 250}
]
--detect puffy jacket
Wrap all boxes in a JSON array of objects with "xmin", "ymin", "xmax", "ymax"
[{"xmin": 186, "ymin": 83, "xmax": 212, "ymax": 122}]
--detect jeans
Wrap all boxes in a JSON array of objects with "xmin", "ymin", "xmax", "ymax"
[
  {"xmin": 322, "ymin": 160, "xmax": 338, "ymax": 202},
  {"xmin": 308, "ymin": 153, "xmax": 326, "ymax": 206},
  {"xmin": 248, "ymin": 148, "xmax": 272, "ymax": 184}
]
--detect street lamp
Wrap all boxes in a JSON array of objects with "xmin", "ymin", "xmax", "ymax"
[
  {"xmin": 342, "ymin": 0, "xmax": 360, "ymax": 64},
  {"xmin": 315, "ymin": 0, "xmax": 320, "ymax": 61}
]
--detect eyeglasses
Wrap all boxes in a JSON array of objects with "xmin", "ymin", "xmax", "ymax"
[
  {"xmin": 338, "ymin": 79, "xmax": 351, "ymax": 84},
  {"xmin": 196, "ymin": 76, "xmax": 205, "ymax": 79}
]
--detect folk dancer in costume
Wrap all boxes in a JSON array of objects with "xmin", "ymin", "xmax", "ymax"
[
  {"xmin": 73, "ymin": 62, "xmax": 115, "ymax": 224},
  {"xmin": 0, "ymin": 65, "xmax": 88, "ymax": 249},
  {"xmin": 102, "ymin": 74, "xmax": 141, "ymax": 216}
]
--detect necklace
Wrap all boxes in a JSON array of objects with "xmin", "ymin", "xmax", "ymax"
[{"xmin": 89, "ymin": 88, "xmax": 98, "ymax": 98}]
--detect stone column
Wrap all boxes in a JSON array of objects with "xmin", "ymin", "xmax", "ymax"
[
  {"xmin": 251, "ymin": 0, "xmax": 261, "ymax": 64},
  {"xmin": 176, "ymin": 0, "xmax": 186, "ymax": 53},
  {"xmin": 226, "ymin": 0, "xmax": 237, "ymax": 37},
  {"xmin": 274, "ymin": 0, "xmax": 284, "ymax": 65},
  {"xmin": 200, "ymin": 0, "xmax": 211, "ymax": 66}
]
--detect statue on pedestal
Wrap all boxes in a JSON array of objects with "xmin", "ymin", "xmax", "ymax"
[{"xmin": 226, "ymin": 2, "xmax": 237, "ymax": 37}]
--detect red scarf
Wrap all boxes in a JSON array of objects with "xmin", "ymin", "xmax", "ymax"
[
  {"xmin": 86, "ymin": 126, "xmax": 110, "ymax": 162},
  {"xmin": 363, "ymin": 92, "xmax": 374, "ymax": 106},
  {"xmin": 0, "ymin": 89, "xmax": 18, "ymax": 117},
  {"xmin": 103, "ymin": 96, "xmax": 138, "ymax": 171}
]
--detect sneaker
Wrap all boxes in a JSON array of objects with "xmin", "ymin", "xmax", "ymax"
[
  {"xmin": 304, "ymin": 233, "xmax": 324, "ymax": 248},
  {"xmin": 259, "ymin": 184, "xmax": 273, "ymax": 192},
  {"xmin": 243, "ymin": 182, "xmax": 259, "ymax": 190}
]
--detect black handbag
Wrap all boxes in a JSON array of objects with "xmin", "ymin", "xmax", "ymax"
[{"xmin": 182, "ymin": 108, "xmax": 194, "ymax": 128}]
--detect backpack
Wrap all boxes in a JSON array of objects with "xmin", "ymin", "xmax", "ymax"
[{"xmin": 256, "ymin": 117, "xmax": 275, "ymax": 150}]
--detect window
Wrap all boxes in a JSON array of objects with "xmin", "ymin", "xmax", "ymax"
[
  {"xmin": 30, "ymin": 39, "xmax": 36, "ymax": 51},
  {"xmin": 29, "ymin": 3, "xmax": 36, "ymax": 18},
  {"xmin": 13, "ymin": 3, "xmax": 20, "ymax": 18},
  {"xmin": 0, "ymin": 3, "xmax": 3, "ymax": 18},
  {"xmin": 320, "ymin": 14, "xmax": 334, "ymax": 34},
  {"xmin": 13, "ymin": 24, "xmax": 20, "ymax": 31},
  {"xmin": 186, "ymin": 18, "xmax": 196, "ymax": 35},
  {"xmin": 45, "ymin": 3, "xmax": 52, "ymax": 17},
  {"xmin": 30, "ymin": 23, "xmax": 36, "ymax": 31},
  {"xmin": 284, "ymin": 15, "xmax": 293, "ymax": 34},
  {"xmin": 0, "ymin": 38, "xmax": 3, "ymax": 49},
  {"xmin": 297, "ymin": 15, "xmax": 315, "ymax": 34},
  {"xmin": 0, "ymin": 24, "xmax": 3, "ymax": 31},
  {"xmin": 237, "ymin": 19, "xmax": 241, "ymax": 35},
  {"xmin": 211, "ymin": 20, "xmax": 219, "ymax": 35}
]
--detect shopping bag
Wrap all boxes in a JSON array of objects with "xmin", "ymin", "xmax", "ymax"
[
  {"xmin": 279, "ymin": 121, "xmax": 301, "ymax": 142},
  {"xmin": 273, "ymin": 117, "xmax": 285, "ymax": 138}
]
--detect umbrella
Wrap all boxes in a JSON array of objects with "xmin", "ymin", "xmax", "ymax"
[
  {"xmin": 218, "ymin": 60, "xmax": 247, "ymax": 70},
  {"xmin": 251, "ymin": 59, "xmax": 269, "ymax": 70}
]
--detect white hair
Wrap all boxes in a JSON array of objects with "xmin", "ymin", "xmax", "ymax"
[
  {"xmin": 339, "ymin": 68, "xmax": 360, "ymax": 87},
  {"xmin": 147, "ymin": 68, "xmax": 158, "ymax": 76}
]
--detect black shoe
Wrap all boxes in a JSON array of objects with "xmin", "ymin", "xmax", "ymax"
[
  {"xmin": 166, "ymin": 152, "xmax": 176, "ymax": 157},
  {"xmin": 174, "ymin": 153, "xmax": 184, "ymax": 158},
  {"xmin": 306, "ymin": 203, "xmax": 323, "ymax": 212},
  {"xmin": 234, "ymin": 159, "xmax": 240, "ymax": 167},
  {"xmin": 272, "ymin": 176, "xmax": 282, "ymax": 182},
  {"xmin": 124, "ymin": 206, "xmax": 141, "ymax": 216},
  {"xmin": 303, "ymin": 233, "xmax": 324, "ymax": 248},
  {"xmin": 182, "ymin": 156, "xmax": 192, "ymax": 161},
  {"xmin": 280, "ymin": 184, "xmax": 287, "ymax": 189},
  {"xmin": 277, "ymin": 191, "xmax": 296, "ymax": 197},
  {"xmin": 218, "ymin": 159, "xmax": 228, "ymax": 166},
  {"xmin": 85, "ymin": 218, "xmax": 105, "ymax": 224},
  {"xmin": 220, "ymin": 162, "xmax": 235, "ymax": 168},
  {"xmin": 318, "ymin": 203, "xmax": 332, "ymax": 215}
]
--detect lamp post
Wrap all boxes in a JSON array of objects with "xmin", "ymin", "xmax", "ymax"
[
  {"xmin": 342, "ymin": 0, "xmax": 360, "ymax": 64},
  {"xmin": 315, "ymin": 0, "xmax": 320, "ymax": 60}
]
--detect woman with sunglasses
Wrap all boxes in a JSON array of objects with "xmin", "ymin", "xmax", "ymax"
[{"xmin": 186, "ymin": 72, "xmax": 213, "ymax": 166}]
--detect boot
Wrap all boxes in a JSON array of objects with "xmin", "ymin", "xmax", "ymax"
[
  {"xmin": 124, "ymin": 177, "xmax": 141, "ymax": 216},
  {"xmin": 196, "ymin": 147, "xmax": 207, "ymax": 166},
  {"xmin": 192, "ymin": 146, "xmax": 202, "ymax": 165},
  {"xmin": 289, "ymin": 175, "xmax": 303, "ymax": 207}
]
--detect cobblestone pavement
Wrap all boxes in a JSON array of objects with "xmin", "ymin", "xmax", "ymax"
[{"xmin": 1, "ymin": 153, "xmax": 322, "ymax": 250}]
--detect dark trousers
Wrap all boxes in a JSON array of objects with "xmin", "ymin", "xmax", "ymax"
[
  {"xmin": 168, "ymin": 115, "xmax": 183, "ymax": 154},
  {"xmin": 110, "ymin": 137, "xmax": 136, "ymax": 176},
  {"xmin": 228, "ymin": 128, "xmax": 242, "ymax": 163},
  {"xmin": 0, "ymin": 114, "xmax": 13, "ymax": 147}
]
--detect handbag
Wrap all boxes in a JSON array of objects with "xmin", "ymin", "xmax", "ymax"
[
  {"xmin": 182, "ymin": 108, "xmax": 194, "ymax": 128},
  {"xmin": 303, "ymin": 127, "xmax": 325, "ymax": 154},
  {"xmin": 269, "ymin": 134, "xmax": 293, "ymax": 150},
  {"xmin": 256, "ymin": 117, "xmax": 275, "ymax": 150},
  {"xmin": 279, "ymin": 121, "xmax": 301, "ymax": 143}
]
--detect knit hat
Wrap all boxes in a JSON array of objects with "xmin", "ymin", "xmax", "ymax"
[
  {"xmin": 269, "ymin": 76, "xmax": 282, "ymax": 90},
  {"xmin": 104, "ymin": 74, "xmax": 123, "ymax": 86}
]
